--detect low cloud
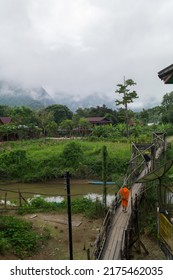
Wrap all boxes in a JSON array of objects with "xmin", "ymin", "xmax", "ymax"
[{"xmin": 0, "ymin": 0, "xmax": 173, "ymax": 108}]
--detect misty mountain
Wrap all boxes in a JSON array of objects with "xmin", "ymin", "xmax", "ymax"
[
  {"xmin": 54, "ymin": 93, "xmax": 159, "ymax": 112},
  {"xmin": 0, "ymin": 80, "xmax": 159, "ymax": 112},
  {"xmin": 54, "ymin": 92, "xmax": 117, "ymax": 112},
  {"xmin": 0, "ymin": 80, "xmax": 55, "ymax": 109}
]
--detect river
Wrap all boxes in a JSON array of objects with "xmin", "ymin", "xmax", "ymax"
[{"xmin": 0, "ymin": 179, "xmax": 117, "ymax": 206}]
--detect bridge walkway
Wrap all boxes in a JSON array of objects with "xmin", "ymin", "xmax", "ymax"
[{"xmin": 100, "ymin": 145, "xmax": 165, "ymax": 259}]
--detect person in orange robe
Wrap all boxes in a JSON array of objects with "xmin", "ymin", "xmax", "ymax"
[{"xmin": 119, "ymin": 185, "xmax": 130, "ymax": 212}]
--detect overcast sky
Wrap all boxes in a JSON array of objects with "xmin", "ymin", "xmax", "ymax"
[{"xmin": 0, "ymin": 0, "xmax": 173, "ymax": 109}]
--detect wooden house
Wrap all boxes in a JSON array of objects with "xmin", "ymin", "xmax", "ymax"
[
  {"xmin": 158, "ymin": 64, "xmax": 173, "ymax": 84},
  {"xmin": 87, "ymin": 117, "xmax": 112, "ymax": 126},
  {"xmin": 0, "ymin": 117, "xmax": 12, "ymax": 125}
]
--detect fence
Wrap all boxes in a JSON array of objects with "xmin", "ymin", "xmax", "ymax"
[{"xmin": 0, "ymin": 187, "xmax": 67, "ymax": 210}]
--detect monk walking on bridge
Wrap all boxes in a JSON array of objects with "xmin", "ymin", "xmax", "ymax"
[{"xmin": 119, "ymin": 184, "xmax": 130, "ymax": 213}]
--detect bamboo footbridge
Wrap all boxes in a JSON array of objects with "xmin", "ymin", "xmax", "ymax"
[{"xmin": 91, "ymin": 132, "xmax": 167, "ymax": 260}]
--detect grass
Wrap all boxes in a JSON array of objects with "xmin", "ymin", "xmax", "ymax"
[
  {"xmin": 0, "ymin": 138, "xmax": 131, "ymax": 182},
  {"xmin": 18, "ymin": 196, "xmax": 105, "ymax": 219},
  {"xmin": 0, "ymin": 215, "xmax": 50, "ymax": 258}
]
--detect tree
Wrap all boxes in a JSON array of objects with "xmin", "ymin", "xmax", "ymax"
[
  {"xmin": 45, "ymin": 104, "xmax": 73, "ymax": 125},
  {"xmin": 78, "ymin": 118, "xmax": 91, "ymax": 136},
  {"xmin": 0, "ymin": 105, "xmax": 11, "ymax": 116},
  {"xmin": 46, "ymin": 121, "xmax": 58, "ymax": 137},
  {"xmin": 115, "ymin": 78, "xmax": 138, "ymax": 137},
  {"xmin": 37, "ymin": 109, "xmax": 54, "ymax": 137},
  {"xmin": 161, "ymin": 92, "xmax": 173, "ymax": 124},
  {"xmin": 161, "ymin": 91, "xmax": 173, "ymax": 111},
  {"xmin": 60, "ymin": 119, "xmax": 74, "ymax": 136},
  {"xmin": 61, "ymin": 141, "xmax": 83, "ymax": 169},
  {"xmin": 11, "ymin": 106, "xmax": 38, "ymax": 126}
]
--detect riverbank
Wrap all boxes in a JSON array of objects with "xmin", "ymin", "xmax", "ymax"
[{"xmin": 0, "ymin": 211, "xmax": 102, "ymax": 260}]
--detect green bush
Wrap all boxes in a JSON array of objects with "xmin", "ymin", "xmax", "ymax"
[
  {"xmin": 0, "ymin": 233, "xmax": 10, "ymax": 254},
  {"xmin": 18, "ymin": 196, "xmax": 104, "ymax": 219},
  {"xmin": 60, "ymin": 141, "xmax": 84, "ymax": 169},
  {"xmin": 18, "ymin": 196, "xmax": 61, "ymax": 214},
  {"xmin": 60, "ymin": 198, "xmax": 104, "ymax": 219},
  {"xmin": 0, "ymin": 216, "xmax": 48, "ymax": 258}
]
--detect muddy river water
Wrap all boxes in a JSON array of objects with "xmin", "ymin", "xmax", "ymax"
[{"xmin": 0, "ymin": 179, "xmax": 117, "ymax": 206}]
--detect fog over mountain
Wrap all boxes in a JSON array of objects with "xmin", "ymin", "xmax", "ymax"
[
  {"xmin": 0, "ymin": 80, "xmax": 55, "ymax": 109},
  {"xmin": 0, "ymin": 79, "xmax": 161, "ymax": 112}
]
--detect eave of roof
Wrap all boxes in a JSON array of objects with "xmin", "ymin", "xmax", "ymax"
[
  {"xmin": 158, "ymin": 64, "xmax": 173, "ymax": 84},
  {"xmin": 0, "ymin": 117, "xmax": 11, "ymax": 124}
]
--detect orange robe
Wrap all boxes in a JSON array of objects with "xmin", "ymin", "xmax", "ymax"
[{"xmin": 119, "ymin": 187, "xmax": 129, "ymax": 208}]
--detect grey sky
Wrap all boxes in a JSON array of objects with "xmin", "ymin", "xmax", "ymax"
[{"xmin": 0, "ymin": 0, "xmax": 173, "ymax": 109}]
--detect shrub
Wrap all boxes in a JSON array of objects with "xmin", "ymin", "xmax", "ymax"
[
  {"xmin": 18, "ymin": 197, "xmax": 104, "ymax": 219},
  {"xmin": 0, "ymin": 216, "xmax": 46, "ymax": 258},
  {"xmin": 61, "ymin": 141, "xmax": 84, "ymax": 169},
  {"xmin": 18, "ymin": 196, "xmax": 61, "ymax": 214},
  {"xmin": 0, "ymin": 233, "xmax": 10, "ymax": 254}
]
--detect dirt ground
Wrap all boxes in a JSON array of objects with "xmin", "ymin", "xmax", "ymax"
[
  {"xmin": 130, "ymin": 235, "xmax": 166, "ymax": 260},
  {"xmin": 0, "ymin": 212, "xmax": 167, "ymax": 260},
  {"xmin": 0, "ymin": 212, "xmax": 102, "ymax": 260}
]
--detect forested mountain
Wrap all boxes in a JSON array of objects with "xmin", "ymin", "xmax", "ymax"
[{"xmin": 0, "ymin": 80, "xmax": 55, "ymax": 109}]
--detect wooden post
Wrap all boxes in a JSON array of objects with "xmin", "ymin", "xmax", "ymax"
[
  {"xmin": 87, "ymin": 248, "xmax": 90, "ymax": 260},
  {"xmin": 151, "ymin": 145, "xmax": 156, "ymax": 171},
  {"xmin": 102, "ymin": 146, "xmax": 108, "ymax": 212},
  {"xmin": 19, "ymin": 191, "xmax": 22, "ymax": 207},
  {"xmin": 4, "ymin": 192, "xmax": 7, "ymax": 209},
  {"xmin": 64, "ymin": 172, "xmax": 73, "ymax": 260}
]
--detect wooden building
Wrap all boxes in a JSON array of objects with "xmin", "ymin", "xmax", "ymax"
[
  {"xmin": 87, "ymin": 117, "xmax": 112, "ymax": 126},
  {"xmin": 158, "ymin": 64, "xmax": 173, "ymax": 84},
  {"xmin": 0, "ymin": 117, "xmax": 12, "ymax": 125}
]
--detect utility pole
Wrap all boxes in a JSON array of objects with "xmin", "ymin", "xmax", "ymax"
[{"xmin": 64, "ymin": 172, "xmax": 73, "ymax": 260}]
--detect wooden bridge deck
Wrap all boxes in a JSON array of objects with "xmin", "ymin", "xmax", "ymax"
[
  {"xmin": 100, "ymin": 144, "xmax": 165, "ymax": 260},
  {"xmin": 100, "ymin": 180, "xmax": 144, "ymax": 259}
]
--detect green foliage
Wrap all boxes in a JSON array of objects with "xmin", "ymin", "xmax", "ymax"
[
  {"xmin": 115, "ymin": 79, "xmax": 138, "ymax": 107},
  {"xmin": 138, "ymin": 183, "xmax": 158, "ymax": 237},
  {"xmin": 11, "ymin": 106, "xmax": 38, "ymax": 126},
  {"xmin": 45, "ymin": 104, "xmax": 73, "ymax": 125},
  {"xmin": 18, "ymin": 196, "xmax": 104, "ymax": 219},
  {"xmin": 0, "ymin": 139, "xmax": 131, "ymax": 182},
  {"xmin": 75, "ymin": 198, "xmax": 104, "ymax": 219},
  {"xmin": 0, "ymin": 233, "xmax": 10, "ymax": 254},
  {"xmin": 61, "ymin": 141, "xmax": 84, "ymax": 170},
  {"xmin": 57, "ymin": 198, "xmax": 104, "ymax": 218},
  {"xmin": 0, "ymin": 149, "xmax": 31, "ymax": 179},
  {"xmin": 46, "ymin": 121, "xmax": 58, "ymax": 136},
  {"xmin": 0, "ymin": 216, "xmax": 50, "ymax": 258},
  {"xmin": 18, "ymin": 197, "xmax": 61, "ymax": 214}
]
